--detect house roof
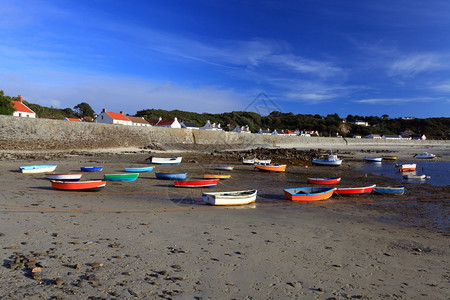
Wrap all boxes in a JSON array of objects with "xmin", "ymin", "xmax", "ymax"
[
  {"xmin": 182, "ymin": 122, "xmax": 198, "ymax": 128},
  {"xmin": 155, "ymin": 119, "xmax": 174, "ymax": 126},
  {"xmin": 105, "ymin": 111, "xmax": 130, "ymax": 121},
  {"xmin": 12, "ymin": 100, "xmax": 34, "ymax": 114},
  {"xmin": 66, "ymin": 118, "xmax": 81, "ymax": 122},
  {"xmin": 127, "ymin": 116, "xmax": 150, "ymax": 124}
]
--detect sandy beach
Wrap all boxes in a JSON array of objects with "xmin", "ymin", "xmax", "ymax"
[{"xmin": 0, "ymin": 147, "xmax": 449, "ymax": 299}]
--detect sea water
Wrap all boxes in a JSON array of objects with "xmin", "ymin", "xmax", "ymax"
[{"xmin": 356, "ymin": 161, "xmax": 450, "ymax": 187}]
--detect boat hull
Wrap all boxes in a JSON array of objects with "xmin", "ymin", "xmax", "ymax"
[
  {"xmin": 373, "ymin": 186, "xmax": 405, "ymax": 195},
  {"xmin": 334, "ymin": 184, "xmax": 376, "ymax": 195},
  {"xmin": 307, "ymin": 177, "xmax": 341, "ymax": 185},
  {"xmin": 104, "ymin": 173, "xmax": 139, "ymax": 181},
  {"xmin": 19, "ymin": 165, "xmax": 57, "ymax": 174},
  {"xmin": 81, "ymin": 166, "xmax": 103, "ymax": 172},
  {"xmin": 284, "ymin": 187, "xmax": 336, "ymax": 201},
  {"xmin": 382, "ymin": 156, "xmax": 398, "ymax": 160},
  {"xmin": 155, "ymin": 172, "xmax": 187, "ymax": 180},
  {"xmin": 45, "ymin": 173, "xmax": 82, "ymax": 181},
  {"xmin": 124, "ymin": 167, "xmax": 154, "ymax": 172},
  {"xmin": 311, "ymin": 159, "xmax": 342, "ymax": 166},
  {"xmin": 51, "ymin": 180, "xmax": 106, "ymax": 191},
  {"xmin": 214, "ymin": 166, "xmax": 234, "ymax": 171},
  {"xmin": 203, "ymin": 174, "xmax": 231, "ymax": 180},
  {"xmin": 150, "ymin": 157, "xmax": 182, "ymax": 165},
  {"xmin": 255, "ymin": 164, "xmax": 286, "ymax": 172},
  {"xmin": 174, "ymin": 179, "xmax": 219, "ymax": 188},
  {"xmin": 364, "ymin": 157, "xmax": 382, "ymax": 162},
  {"xmin": 396, "ymin": 163, "xmax": 416, "ymax": 172},
  {"xmin": 403, "ymin": 174, "xmax": 427, "ymax": 180},
  {"xmin": 202, "ymin": 190, "xmax": 257, "ymax": 206}
]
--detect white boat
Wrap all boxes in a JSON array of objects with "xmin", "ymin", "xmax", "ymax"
[
  {"xmin": 312, "ymin": 154, "xmax": 342, "ymax": 166},
  {"xmin": 150, "ymin": 157, "xmax": 182, "ymax": 165},
  {"xmin": 403, "ymin": 174, "xmax": 429, "ymax": 180},
  {"xmin": 414, "ymin": 152, "xmax": 436, "ymax": 159},
  {"xmin": 45, "ymin": 173, "xmax": 82, "ymax": 181},
  {"xmin": 242, "ymin": 158, "xmax": 271, "ymax": 165},
  {"xmin": 396, "ymin": 163, "xmax": 416, "ymax": 172},
  {"xmin": 19, "ymin": 165, "xmax": 57, "ymax": 174},
  {"xmin": 364, "ymin": 157, "xmax": 382, "ymax": 162},
  {"xmin": 202, "ymin": 190, "xmax": 257, "ymax": 206},
  {"xmin": 214, "ymin": 166, "xmax": 234, "ymax": 171}
]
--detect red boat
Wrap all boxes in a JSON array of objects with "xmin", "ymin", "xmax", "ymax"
[
  {"xmin": 334, "ymin": 184, "xmax": 376, "ymax": 195},
  {"xmin": 51, "ymin": 180, "xmax": 106, "ymax": 191},
  {"xmin": 174, "ymin": 179, "xmax": 219, "ymax": 188},
  {"xmin": 307, "ymin": 177, "xmax": 341, "ymax": 185}
]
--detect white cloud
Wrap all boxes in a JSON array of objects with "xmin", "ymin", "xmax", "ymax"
[
  {"xmin": 389, "ymin": 53, "xmax": 448, "ymax": 77},
  {"xmin": 355, "ymin": 97, "xmax": 440, "ymax": 104}
]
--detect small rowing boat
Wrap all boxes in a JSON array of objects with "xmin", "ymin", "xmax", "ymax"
[
  {"xmin": 104, "ymin": 173, "xmax": 139, "ymax": 181},
  {"xmin": 414, "ymin": 152, "xmax": 436, "ymax": 159},
  {"xmin": 155, "ymin": 172, "xmax": 187, "ymax": 180},
  {"xmin": 382, "ymin": 156, "xmax": 398, "ymax": 160},
  {"xmin": 124, "ymin": 166, "xmax": 154, "ymax": 172},
  {"xmin": 150, "ymin": 157, "xmax": 182, "ymax": 165},
  {"xmin": 403, "ymin": 174, "xmax": 428, "ymax": 180},
  {"xmin": 19, "ymin": 165, "xmax": 57, "ymax": 174},
  {"xmin": 255, "ymin": 163, "xmax": 286, "ymax": 172},
  {"xmin": 284, "ymin": 187, "xmax": 336, "ymax": 201},
  {"xmin": 202, "ymin": 190, "xmax": 257, "ymax": 206},
  {"xmin": 373, "ymin": 186, "xmax": 405, "ymax": 195},
  {"xmin": 395, "ymin": 163, "xmax": 416, "ymax": 172},
  {"xmin": 312, "ymin": 154, "xmax": 342, "ymax": 166},
  {"xmin": 45, "ymin": 173, "xmax": 82, "ymax": 181},
  {"xmin": 334, "ymin": 184, "xmax": 376, "ymax": 195},
  {"xmin": 174, "ymin": 179, "xmax": 219, "ymax": 188},
  {"xmin": 51, "ymin": 180, "xmax": 106, "ymax": 191},
  {"xmin": 80, "ymin": 166, "xmax": 103, "ymax": 172},
  {"xmin": 214, "ymin": 166, "xmax": 234, "ymax": 171},
  {"xmin": 203, "ymin": 174, "xmax": 231, "ymax": 180},
  {"xmin": 364, "ymin": 157, "xmax": 382, "ymax": 162},
  {"xmin": 307, "ymin": 177, "xmax": 341, "ymax": 185}
]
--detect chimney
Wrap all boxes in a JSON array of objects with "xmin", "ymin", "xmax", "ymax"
[
  {"xmin": 120, "ymin": 111, "xmax": 124, "ymax": 115},
  {"xmin": 17, "ymin": 95, "xmax": 23, "ymax": 103},
  {"xmin": 102, "ymin": 108, "xmax": 106, "ymax": 113}
]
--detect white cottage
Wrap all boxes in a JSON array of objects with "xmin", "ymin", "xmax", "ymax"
[
  {"xmin": 94, "ymin": 109, "xmax": 132, "ymax": 125},
  {"xmin": 12, "ymin": 95, "xmax": 36, "ymax": 118},
  {"xmin": 150, "ymin": 117, "xmax": 181, "ymax": 128}
]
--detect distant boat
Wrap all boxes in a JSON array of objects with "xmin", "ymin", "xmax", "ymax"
[
  {"xmin": 155, "ymin": 172, "xmax": 187, "ymax": 180},
  {"xmin": 124, "ymin": 166, "xmax": 154, "ymax": 172},
  {"xmin": 414, "ymin": 152, "xmax": 436, "ymax": 159},
  {"xmin": 334, "ymin": 184, "xmax": 376, "ymax": 195},
  {"xmin": 104, "ymin": 173, "xmax": 139, "ymax": 181},
  {"xmin": 312, "ymin": 154, "xmax": 342, "ymax": 166},
  {"xmin": 19, "ymin": 165, "xmax": 57, "ymax": 174},
  {"xmin": 403, "ymin": 174, "xmax": 428, "ymax": 180},
  {"xmin": 382, "ymin": 156, "xmax": 398, "ymax": 160},
  {"xmin": 150, "ymin": 157, "xmax": 182, "ymax": 165},
  {"xmin": 284, "ymin": 187, "xmax": 336, "ymax": 201},
  {"xmin": 364, "ymin": 157, "xmax": 382, "ymax": 162},
  {"xmin": 396, "ymin": 163, "xmax": 416, "ymax": 172},
  {"xmin": 255, "ymin": 163, "xmax": 287, "ymax": 172},
  {"xmin": 202, "ymin": 190, "xmax": 257, "ymax": 206},
  {"xmin": 242, "ymin": 158, "xmax": 271, "ymax": 165},
  {"xmin": 373, "ymin": 186, "xmax": 405, "ymax": 195},
  {"xmin": 51, "ymin": 180, "xmax": 106, "ymax": 191},
  {"xmin": 174, "ymin": 179, "xmax": 219, "ymax": 188},
  {"xmin": 80, "ymin": 166, "xmax": 103, "ymax": 172},
  {"xmin": 203, "ymin": 174, "xmax": 231, "ymax": 180},
  {"xmin": 45, "ymin": 173, "xmax": 82, "ymax": 181},
  {"xmin": 214, "ymin": 166, "xmax": 234, "ymax": 171},
  {"xmin": 307, "ymin": 177, "xmax": 341, "ymax": 185}
]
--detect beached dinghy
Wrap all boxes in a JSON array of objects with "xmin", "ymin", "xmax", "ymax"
[
  {"xmin": 124, "ymin": 166, "xmax": 154, "ymax": 172},
  {"xmin": 80, "ymin": 166, "xmax": 103, "ymax": 172},
  {"xmin": 214, "ymin": 166, "xmax": 234, "ymax": 171},
  {"xmin": 150, "ymin": 157, "xmax": 182, "ymax": 165},
  {"xmin": 414, "ymin": 152, "xmax": 436, "ymax": 159},
  {"xmin": 19, "ymin": 165, "xmax": 57, "ymax": 174},
  {"xmin": 373, "ymin": 186, "xmax": 405, "ymax": 195},
  {"xmin": 403, "ymin": 174, "xmax": 428, "ymax": 180},
  {"xmin": 312, "ymin": 154, "xmax": 342, "ymax": 166},
  {"xmin": 284, "ymin": 187, "xmax": 336, "ymax": 201},
  {"xmin": 255, "ymin": 163, "xmax": 287, "ymax": 172},
  {"xmin": 155, "ymin": 172, "xmax": 187, "ymax": 180},
  {"xmin": 364, "ymin": 157, "xmax": 382, "ymax": 162},
  {"xmin": 202, "ymin": 190, "xmax": 257, "ymax": 206},
  {"xmin": 334, "ymin": 184, "xmax": 376, "ymax": 195},
  {"xmin": 307, "ymin": 177, "xmax": 341, "ymax": 185},
  {"xmin": 174, "ymin": 179, "xmax": 219, "ymax": 188},
  {"xmin": 382, "ymin": 156, "xmax": 398, "ymax": 160},
  {"xmin": 104, "ymin": 173, "xmax": 139, "ymax": 181},
  {"xmin": 51, "ymin": 180, "xmax": 106, "ymax": 191},
  {"xmin": 242, "ymin": 158, "xmax": 271, "ymax": 165},
  {"xmin": 395, "ymin": 163, "xmax": 416, "ymax": 172},
  {"xmin": 203, "ymin": 174, "xmax": 231, "ymax": 180},
  {"xmin": 45, "ymin": 173, "xmax": 82, "ymax": 181}
]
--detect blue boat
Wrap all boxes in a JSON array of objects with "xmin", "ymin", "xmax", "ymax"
[
  {"xmin": 81, "ymin": 166, "xmax": 103, "ymax": 172},
  {"xmin": 373, "ymin": 186, "xmax": 405, "ymax": 195},
  {"xmin": 124, "ymin": 166, "xmax": 154, "ymax": 172},
  {"xmin": 155, "ymin": 172, "xmax": 187, "ymax": 180}
]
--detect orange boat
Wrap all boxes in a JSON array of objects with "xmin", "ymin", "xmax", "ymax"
[
  {"xmin": 204, "ymin": 174, "xmax": 231, "ymax": 180},
  {"xmin": 396, "ymin": 163, "xmax": 416, "ymax": 172},
  {"xmin": 255, "ymin": 164, "xmax": 287, "ymax": 172},
  {"xmin": 51, "ymin": 180, "xmax": 106, "ymax": 191},
  {"xmin": 284, "ymin": 187, "xmax": 336, "ymax": 201}
]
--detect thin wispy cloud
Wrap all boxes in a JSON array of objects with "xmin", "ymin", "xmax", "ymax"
[
  {"xmin": 355, "ymin": 97, "xmax": 441, "ymax": 104},
  {"xmin": 389, "ymin": 53, "xmax": 447, "ymax": 77}
]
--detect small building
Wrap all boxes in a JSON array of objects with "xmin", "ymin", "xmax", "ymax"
[
  {"xmin": 181, "ymin": 121, "xmax": 199, "ymax": 130},
  {"xmin": 65, "ymin": 118, "xmax": 82, "ymax": 122},
  {"xmin": 271, "ymin": 130, "xmax": 279, "ymax": 135},
  {"xmin": 200, "ymin": 120, "xmax": 223, "ymax": 131},
  {"xmin": 127, "ymin": 115, "xmax": 151, "ymax": 127},
  {"xmin": 12, "ymin": 95, "xmax": 36, "ymax": 118},
  {"xmin": 94, "ymin": 109, "xmax": 132, "ymax": 125},
  {"xmin": 282, "ymin": 129, "xmax": 296, "ymax": 136},
  {"xmin": 257, "ymin": 128, "xmax": 271, "ymax": 135},
  {"xmin": 349, "ymin": 120, "xmax": 370, "ymax": 126},
  {"xmin": 363, "ymin": 134, "xmax": 382, "ymax": 139},
  {"xmin": 231, "ymin": 125, "xmax": 251, "ymax": 133},
  {"xmin": 150, "ymin": 117, "xmax": 181, "ymax": 128},
  {"xmin": 382, "ymin": 135, "xmax": 403, "ymax": 140}
]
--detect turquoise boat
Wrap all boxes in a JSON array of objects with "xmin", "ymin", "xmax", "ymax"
[
  {"xmin": 124, "ymin": 166, "xmax": 154, "ymax": 172},
  {"xmin": 104, "ymin": 173, "xmax": 139, "ymax": 181}
]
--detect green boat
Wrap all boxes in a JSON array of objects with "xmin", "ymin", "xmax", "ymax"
[{"xmin": 104, "ymin": 173, "xmax": 139, "ymax": 181}]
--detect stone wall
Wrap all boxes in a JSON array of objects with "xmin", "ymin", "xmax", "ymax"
[{"xmin": 0, "ymin": 115, "xmax": 447, "ymax": 151}]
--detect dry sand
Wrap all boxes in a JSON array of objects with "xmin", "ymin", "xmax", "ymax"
[{"xmin": 0, "ymin": 148, "xmax": 449, "ymax": 299}]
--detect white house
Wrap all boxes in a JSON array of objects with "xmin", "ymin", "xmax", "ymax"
[
  {"xmin": 150, "ymin": 117, "xmax": 181, "ymax": 128},
  {"xmin": 231, "ymin": 125, "xmax": 251, "ymax": 133},
  {"xmin": 94, "ymin": 109, "xmax": 132, "ymax": 125},
  {"xmin": 257, "ymin": 128, "xmax": 271, "ymax": 135},
  {"xmin": 127, "ymin": 115, "xmax": 151, "ymax": 127},
  {"xmin": 382, "ymin": 135, "xmax": 402, "ymax": 140},
  {"xmin": 200, "ymin": 120, "xmax": 223, "ymax": 131},
  {"xmin": 12, "ymin": 95, "xmax": 36, "ymax": 118}
]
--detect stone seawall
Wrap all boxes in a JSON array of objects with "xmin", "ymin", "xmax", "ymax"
[{"xmin": 0, "ymin": 115, "xmax": 447, "ymax": 151}]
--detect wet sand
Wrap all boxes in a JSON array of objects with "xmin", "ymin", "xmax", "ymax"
[{"xmin": 0, "ymin": 149, "xmax": 449, "ymax": 299}]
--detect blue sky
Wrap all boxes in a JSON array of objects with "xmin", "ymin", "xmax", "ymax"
[{"xmin": 1, "ymin": 0, "xmax": 449, "ymax": 118}]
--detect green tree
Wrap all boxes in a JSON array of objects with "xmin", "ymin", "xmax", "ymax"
[
  {"xmin": 0, "ymin": 90, "xmax": 15, "ymax": 115},
  {"xmin": 74, "ymin": 102, "xmax": 95, "ymax": 118}
]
